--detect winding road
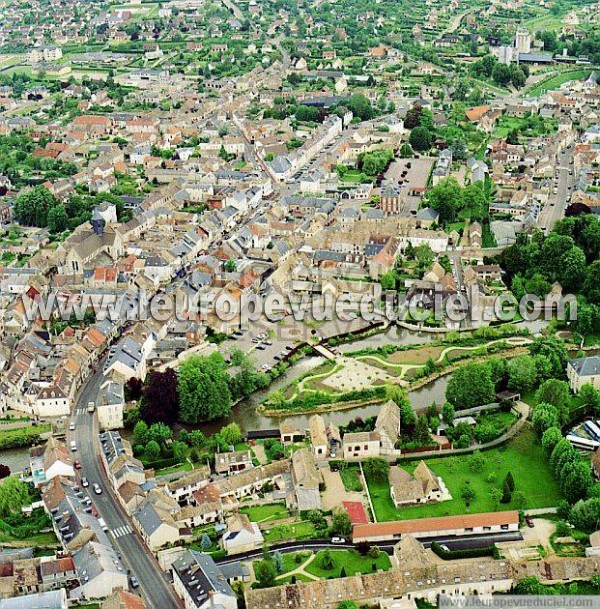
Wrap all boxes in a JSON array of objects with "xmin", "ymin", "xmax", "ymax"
[{"xmin": 70, "ymin": 367, "xmax": 180, "ymax": 609}]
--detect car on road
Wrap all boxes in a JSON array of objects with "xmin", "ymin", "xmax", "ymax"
[
  {"xmin": 98, "ymin": 518, "xmax": 109, "ymax": 532},
  {"xmin": 69, "ymin": 422, "xmax": 75, "ymax": 431},
  {"xmin": 129, "ymin": 576, "xmax": 139, "ymax": 589},
  {"xmin": 331, "ymin": 537, "xmax": 346, "ymax": 544},
  {"xmin": 74, "ymin": 460, "xmax": 82, "ymax": 470},
  {"xmin": 81, "ymin": 477, "xmax": 89, "ymax": 488},
  {"xmin": 70, "ymin": 441, "xmax": 77, "ymax": 452},
  {"xmin": 93, "ymin": 483, "xmax": 102, "ymax": 495}
]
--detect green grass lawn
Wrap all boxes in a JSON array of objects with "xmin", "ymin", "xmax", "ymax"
[
  {"xmin": 340, "ymin": 466, "xmax": 363, "ymax": 492},
  {"xmin": 304, "ymin": 550, "xmax": 391, "ymax": 578},
  {"xmin": 528, "ymin": 70, "xmax": 590, "ymax": 96},
  {"xmin": 263, "ymin": 521, "xmax": 316, "ymax": 543},
  {"xmin": 239, "ymin": 503, "xmax": 290, "ymax": 523},
  {"xmin": 366, "ymin": 426, "xmax": 561, "ymax": 521},
  {"xmin": 155, "ymin": 461, "xmax": 193, "ymax": 476},
  {"xmin": 0, "ymin": 531, "xmax": 59, "ymax": 545}
]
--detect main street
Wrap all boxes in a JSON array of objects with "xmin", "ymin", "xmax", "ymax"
[
  {"xmin": 70, "ymin": 368, "xmax": 180, "ymax": 609},
  {"xmin": 538, "ymin": 145, "xmax": 575, "ymax": 233}
]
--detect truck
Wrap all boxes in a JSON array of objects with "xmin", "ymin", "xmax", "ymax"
[{"xmin": 87, "ymin": 401, "xmax": 96, "ymax": 414}]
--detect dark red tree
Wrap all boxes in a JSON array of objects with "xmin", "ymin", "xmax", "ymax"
[
  {"xmin": 0, "ymin": 464, "xmax": 11, "ymax": 479},
  {"xmin": 141, "ymin": 368, "xmax": 180, "ymax": 425}
]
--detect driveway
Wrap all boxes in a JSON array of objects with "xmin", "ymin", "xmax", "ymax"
[{"xmin": 320, "ymin": 466, "xmax": 364, "ymax": 512}]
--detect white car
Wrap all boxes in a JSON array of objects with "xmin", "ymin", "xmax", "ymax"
[
  {"xmin": 69, "ymin": 422, "xmax": 76, "ymax": 431},
  {"xmin": 93, "ymin": 483, "xmax": 102, "ymax": 495},
  {"xmin": 331, "ymin": 537, "xmax": 346, "ymax": 544}
]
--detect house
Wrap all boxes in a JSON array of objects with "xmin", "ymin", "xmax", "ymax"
[
  {"xmin": 71, "ymin": 541, "xmax": 129, "ymax": 600},
  {"xmin": 280, "ymin": 421, "xmax": 305, "ymax": 445},
  {"xmin": 172, "ymin": 551, "xmax": 237, "ymax": 609},
  {"xmin": 592, "ymin": 450, "xmax": 600, "ymax": 480},
  {"xmin": 342, "ymin": 431, "xmax": 381, "ymax": 460},
  {"xmin": 214, "ymin": 450, "xmax": 253, "ymax": 475},
  {"xmin": 101, "ymin": 590, "xmax": 147, "ymax": 609},
  {"xmin": 288, "ymin": 448, "xmax": 322, "ymax": 511},
  {"xmin": 222, "ymin": 512, "xmax": 264, "ymax": 555},
  {"xmin": 96, "ymin": 380, "xmax": 124, "ymax": 430},
  {"xmin": 308, "ymin": 414, "xmax": 328, "ymax": 458},
  {"xmin": 133, "ymin": 499, "xmax": 181, "ymax": 552},
  {"xmin": 0, "ymin": 590, "xmax": 67, "ymax": 609},
  {"xmin": 352, "ymin": 510, "xmax": 520, "ymax": 543},
  {"xmin": 567, "ymin": 357, "xmax": 600, "ymax": 392},
  {"xmin": 375, "ymin": 400, "xmax": 401, "ymax": 453},
  {"xmin": 29, "ymin": 437, "xmax": 74, "ymax": 488},
  {"xmin": 388, "ymin": 461, "xmax": 443, "ymax": 507}
]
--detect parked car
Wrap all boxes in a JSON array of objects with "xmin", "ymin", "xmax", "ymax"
[
  {"xmin": 130, "ymin": 577, "xmax": 139, "ymax": 589},
  {"xmin": 74, "ymin": 460, "xmax": 82, "ymax": 470},
  {"xmin": 81, "ymin": 477, "xmax": 89, "ymax": 488},
  {"xmin": 331, "ymin": 537, "xmax": 346, "ymax": 544},
  {"xmin": 69, "ymin": 422, "xmax": 75, "ymax": 431}
]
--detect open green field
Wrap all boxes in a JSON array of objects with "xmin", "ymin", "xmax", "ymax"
[
  {"xmin": 239, "ymin": 503, "xmax": 290, "ymax": 523},
  {"xmin": 366, "ymin": 426, "xmax": 561, "ymax": 521},
  {"xmin": 528, "ymin": 70, "xmax": 590, "ymax": 96},
  {"xmin": 263, "ymin": 521, "xmax": 315, "ymax": 542},
  {"xmin": 304, "ymin": 549, "xmax": 391, "ymax": 578}
]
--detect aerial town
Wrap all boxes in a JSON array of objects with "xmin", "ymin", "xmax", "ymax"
[{"xmin": 0, "ymin": 0, "xmax": 599, "ymax": 608}]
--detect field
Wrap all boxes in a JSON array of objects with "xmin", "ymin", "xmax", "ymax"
[
  {"xmin": 527, "ymin": 70, "xmax": 590, "ymax": 96},
  {"xmin": 304, "ymin": 550, "xmax": 391, "ymax": 578},
  {"xmin": 239, "ymin": 503, "xmax": 290, "ymax": 523},
  {"xmin": 366, "ymin": 426, "xmax": 561, "ymax": 521},
  {"xmin": 263, "ymin": 521, "xmax": 316, "ymax": 542}
]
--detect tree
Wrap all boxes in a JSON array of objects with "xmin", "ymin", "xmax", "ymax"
[
  {"xmin": 468, "ymin": 451, "xmax": 486, "ymax": 472},
  {"xmin": 0, "ymin": 464, "xmax": 9, "ymax": 479},
  {"xmin": 441, "ymin": 402, "xmax": 455, "ymax": 424},
  {"xmin": 363, "ymin": 457, "xmax": 390, "ymax": 482},
  {"xmin": 529, "ymin": 337, "xmax": 569, "ymax": 380},
  {"xmin": 219, "ymin": 423, "xmax": 243, "ymax": 447},
  {"xmin": 511, "ymin": 66, "xmax": 526, "ymax": 89},
  {"xmin": 142, "ymin": 368, "xmax": 179, "ymax": 425},
  {"xmin": 580, "ymin": 384, "xmax": 600, "ymax": 415},
  {"xmin": 347, "ymin": 93, "xmax": 373, "ymax": 120},
  {"xmin": 255, "ymin": 559, "xmax": 277, "ymax": 587},
  {"xmin": 178, "ymin": 353, "xmax": 233, "ymax": 423},
  {"xmin": 461, "ymin": 184, "xmax": 487, "ymax": 220},
  {"xmin": 541, "ymin": 426, "xmax": 563, "ymax": 456},
  {"xmin": 0, "ymin": 477, "xmax": 29, "ymax": 517},
  {"xmin": 507, "ymin": 355, "xmax": 538, "ymax": 392},
  {"xmin": 331, "ymin": 509, "xmax": 352, "ymax": 537},
  {"xmin": 224, "ymin": 259, "xmax": 237, "ymax": 272},
  {"xmin": 132, "ymin": 421, "xmax": 149, "ymax": 446},
  {"xmin": 415, "ymin": 244, "xmax": 435, "ymax": 272},
  {"xmin": 425, "ymin": 177, "xmax": 463, "ymax": 224},
  {"xmin": 404, "ymin": 104, "xmax": 423, "ymax": 129},
  {"xmin": 144, "ymin": 440, "xmax": 161, "ymax": 461},
  {"xmin": 562, "ymin": 460, "xmax": 593, "ymax": 503},
  {"xmin": 570, "ymin": 497, "xmax": 600, "ymax": 532},
  {"xmin": 501, "ymin": 477, "xmax": 512, "ymax": 503},
  {"xmin": 409, "ymin": 126, "xmax": 432, "ymax": 152},
  {"xmin": 14, "ymin": 186, "xmax": 57, "ymax": 227},
  {"xmin": 446, "ymin": 363, "xmax": 495, "ymax": 409},
  {"xmin": 513, "ymin": 490, "xmax": 527, "ymax": 509},
  {"xmin": 415, "ymin": 414, "xmax": 431, "ymax": 443},
  {"xmin": 461, "ymin": 484, "xmax": 476, "ymax": 505},
  {"xmin": 489, "ymin": 487, "xmax": 502, "ymax": 508},
  {"xmin": 492, "ymin": 63, "xmax": 512, "ymax": 86},
  {"xmin": 320, "ymin": 549, "xmax": 335, "ymax": 570},
  {"xmin": 535, "ymin": 379, "xmax": 570, "ymax": 424},
  {"xmin": 399, "ymin": 143, "xmax": 414, "ymax": 158},
  {"xmin": 200, "ymin": 532, "xmax": 212, "ymax": 551},
  {"xmin": 148, "ymin": 423, "xmax": 173, "ymax": 444},
  {"xmin": 47, "ymin": 204, "xmax": 68, "ymax": 233},
  {"xmin": 368, "ymin": 546, "xmax": 381, "ymax": 559},
  {"xmin": 273, "ymin": 551, "xmax": 284, "ymax": 574}
]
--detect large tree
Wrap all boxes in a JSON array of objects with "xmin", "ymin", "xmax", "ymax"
[
  {"xmin": 178, "ymin": 353, "xmax": 233, "ymax": 423},
  {"xmin": 446, "ymin": 362, "xmax": 495, "ymax": 409},
  {"xmin": 0, "ymin": 477, "xmax": 30, "ymax": 517},
  {"xmin": 535, "ymin": 379, "xmax": 570, "ymax": 423},
  {"xmin": 425, "ymin": 177, "xmax": 463, "ymax": 224},
  {"xmin": 507, "ymin": 355, "xmax": 538, "ymax": 392},
  {"xmin": 409, "ymin": 126, "xmax": 432, "ymax": 152},
  {"xmin": 142, "ymin": 368, "xmax": 180, "ymax": 425},
  {"xmin": 14, "ymin": 186, "xmax": 57, "ymax": 227}
]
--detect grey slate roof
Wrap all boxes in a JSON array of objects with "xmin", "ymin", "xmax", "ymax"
[{"xmin": 569, "ymin": 356, "xmax": 600, "ymax": 377}]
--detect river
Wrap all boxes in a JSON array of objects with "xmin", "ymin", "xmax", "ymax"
[{"xmin": 1, "ymin": 326, "xmax": 451, "ymax": 470}]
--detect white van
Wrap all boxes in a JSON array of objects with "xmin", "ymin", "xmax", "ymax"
[
  {"xmin": 98, "ymin": 518, "xmax": 109, "ymax": 532},
  {"xmin": 70, "ymin": 440, "xmax": 77, "ymax": 452}
]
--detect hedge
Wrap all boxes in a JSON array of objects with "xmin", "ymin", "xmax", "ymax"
[
  {"xmin": 431, "ymin": 541, "xmax": 496, "ymax": 560},
  {"xmin": 0, "ymin": 425, "xmax": 51, "ymax": 450}
]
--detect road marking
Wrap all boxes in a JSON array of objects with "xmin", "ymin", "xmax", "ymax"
[{"xmin": 112, "ymin": 525, "xmax": 133, "ymax": 538}]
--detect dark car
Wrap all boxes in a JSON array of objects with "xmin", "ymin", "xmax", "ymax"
[{"xmin": 130, "ymin": 576, "xmax": 139, "ymax": 589}]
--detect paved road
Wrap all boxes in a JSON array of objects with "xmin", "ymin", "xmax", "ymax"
[
  {"xmin": 71, "ymin": 369, "xmax": 180, "ymax": 609},
  {"xmin": 538, "ymin": 146, "xmax": 575, "ymax": 233},
  {"xmin": 215, "ymin": 532, "xmax": 523, "ymax": 565}
]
